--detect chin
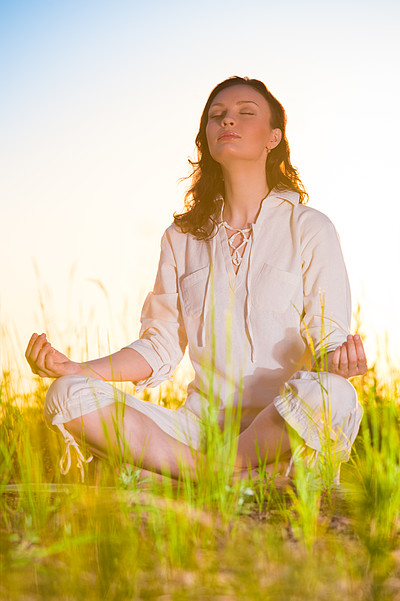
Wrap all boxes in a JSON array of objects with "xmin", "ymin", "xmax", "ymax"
[{"xmin": 212, "ymin": 148, "xmax": 249, "ymax": 162}]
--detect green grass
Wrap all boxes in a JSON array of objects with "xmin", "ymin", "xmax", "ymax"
[{"xmin": 2, "ymin": 362, "xmax": 400, "ymax": 601}]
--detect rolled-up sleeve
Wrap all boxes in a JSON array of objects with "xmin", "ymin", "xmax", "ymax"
[
  {"xmin": 300, "ymin": 219, "xmax": 351, "ymax": 359},
  {"xmin": 123, "ymin": 229, "xmax": 187, "ymax": 391}
]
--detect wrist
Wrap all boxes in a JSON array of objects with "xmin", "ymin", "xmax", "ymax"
[
  {"xmin": 73, "ymin": 362, "xmax": 85, "ymax": 376},
  {"xmin": 76, "ymin": 361, "xmax": 107, "ymax": 380}
]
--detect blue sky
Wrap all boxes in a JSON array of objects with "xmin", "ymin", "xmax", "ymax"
[{"xmin": 1, "ymin": 0, "xmax": 399, "ymax": 383}]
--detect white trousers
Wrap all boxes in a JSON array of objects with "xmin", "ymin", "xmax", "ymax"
[{"xmin": 44, "ymin": 370, "xmax": 363, "ymax": 481}]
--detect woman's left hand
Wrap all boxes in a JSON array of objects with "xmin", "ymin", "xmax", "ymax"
[{"xmin": 329, "ymin": 334, "xmax": 368, "ymax": 379}]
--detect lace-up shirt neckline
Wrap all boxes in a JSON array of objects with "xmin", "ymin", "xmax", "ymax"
[{"xmin": 221, "ymin": 221, "xmax": 253, "ymax": 275}]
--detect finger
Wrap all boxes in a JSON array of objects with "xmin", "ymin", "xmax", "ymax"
[
  {"xmin": 43, "ymin": 348, "xmax": 69, "ymax": 378},
  {"xmin": 47, "ymin": 346, "xmax": 64, "ymax": 361},
  {"xmin": 339, "ymin": 343, "xmax": 348, "ymax": 372},
  {"xmin": 37, "ymin": 349, "xmax": 58, "ymax": 377},
  {"xmin": 25, "ymin": 334, "xmax": 40, "ymax": 373},
  {"xmin": 346, "ymin": 335, "xmax": 358, "ymax": 371},
  {"xmin": 27, "ymin": 333, "xmax": 48, "ymax": 363},
  {"xmin": 25, "ymin": 333, "xmax": 39, "ymax": 359},
  {"xmin": 26, "ymin": 336, "xmax": 47, "ymax": 373},
  {"xmin": 35, "ymin": 368, "xmax": 52, "ymax": 378},
  {"xmin": 354, "ymin": 334, "xmax": 367, "ymax": 366},
  {"xmin": 26, "ymin": 332, "xmax": 46, "ymax": 361},
  {"xmin": 35, "ymin": 342, "xmax": 53, "ymax": 374},
  {"xmin": 44, "ymin": 348, "xmax": 59, "ymax": 372},
  {"xmin": 331, "ymin": 346, "xmax": 341, "ymax": 371}
]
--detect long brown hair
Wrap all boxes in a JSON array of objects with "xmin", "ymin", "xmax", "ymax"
[{"xmin": 174, "ymin": 76, "xmax": 308, "ymax": 240}]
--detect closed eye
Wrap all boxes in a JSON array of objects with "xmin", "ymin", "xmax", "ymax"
[{"xmin": 208, "ymin": 110, "xmax": 255, "ymax": 120}]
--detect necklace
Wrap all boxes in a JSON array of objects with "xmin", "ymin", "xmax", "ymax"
[{"xmin": 222, "ymin": 221, "xmax": 252, "ymax": 267}]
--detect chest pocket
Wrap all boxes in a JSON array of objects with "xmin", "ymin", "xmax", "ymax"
[
  {"xmin": 180, "ymin": 266, "xmax": 209, "ymax": 318},
  {"xmin": 252, "ymin": 263, "xmax": 299, "ymax": 314}
]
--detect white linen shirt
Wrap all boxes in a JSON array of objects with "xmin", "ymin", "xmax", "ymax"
[{"xmin": 124, "ymin": 188, "xmax": 351, "ymax": 429}]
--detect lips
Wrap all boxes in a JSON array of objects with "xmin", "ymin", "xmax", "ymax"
[{"xmin": 218, "ymin": 131, "xmax": 240, "ymax": 141}]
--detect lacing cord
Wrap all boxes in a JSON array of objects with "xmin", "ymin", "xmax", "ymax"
[
  {"xmin": 221, "ymin": 220, "xmax": 257, "ymax": 362},
  {"xmin": 285, "ymin": 443, "xmax": 318, "ymax": 478},
  {"xmin": 55, "ymin": 423, "xmax": 93, "ymax": 482},
  {"xmin": 285, "ymin": 444, "xmax": 342, "ymax": 485},
  {"xmin": 222, "ymin": 221, "xmax": 252, "ymax": 267},
  {"xmin": 245, "ymin": 227, "xmax": 256, "ymax": 362}
]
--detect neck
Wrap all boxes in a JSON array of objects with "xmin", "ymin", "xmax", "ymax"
[{"xmin": 221, "ymin": 162, "xmax": 269, "ymax": 228}]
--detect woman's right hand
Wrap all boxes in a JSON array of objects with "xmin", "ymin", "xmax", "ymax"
[{"xmin": 25, "ymin": 333, "xmax": 82, "ymax": 379}]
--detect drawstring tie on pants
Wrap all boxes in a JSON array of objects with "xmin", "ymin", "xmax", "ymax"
[{"xmin": 55, "ymin": 423, "xmax": 93, "ymax": 482}]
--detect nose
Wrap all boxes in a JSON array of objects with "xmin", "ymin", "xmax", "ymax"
[{"xmin": 222, "ymin": 114, "xmax": 235, "ymax": 127}]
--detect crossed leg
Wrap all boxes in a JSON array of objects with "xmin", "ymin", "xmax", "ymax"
[
  {"xmin": 233, "ymin": 403, "xmax": 292, "ymax": 478},
  {"xmin": 54, "ymin": 371, "xmax": 361, "ymax": 485},
  {"xmin": 64, "ymin": 403, "xmax": 200, "ymax": 481},
  {"xmin": 63, "ymin": 400, "xmax": 292, "ymax": 482}
]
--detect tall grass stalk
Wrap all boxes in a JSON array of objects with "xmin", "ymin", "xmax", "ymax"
[
  {"xmin": 191, "ymin": 274, "xmax": 245, "ymax": 519},
  {"xmin": 347, "ymin": 390, "xmax": 400, "ymax": 558},
  {"xmin": 3, "ymin": 285, "xmax": 400, "ymax": 598}
]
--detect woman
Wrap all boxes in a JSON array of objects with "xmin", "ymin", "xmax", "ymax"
[{"xmin": 25, "ymin": 76, "xmax": 367, "ymax": 483}]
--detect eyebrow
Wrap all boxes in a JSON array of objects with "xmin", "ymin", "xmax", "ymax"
[{"xmin": 209, "ymin": 100, "xmax": 260, "ymax": 110}]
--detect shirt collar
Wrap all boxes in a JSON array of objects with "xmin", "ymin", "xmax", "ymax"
[{"xmin": 264, "ymin": 187, "xmax": 300, "ymax": 207}]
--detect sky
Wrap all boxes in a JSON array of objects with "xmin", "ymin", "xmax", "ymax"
[{"xmin": 1, "ymin": 0, "xmax": 399, "ymax": 388}]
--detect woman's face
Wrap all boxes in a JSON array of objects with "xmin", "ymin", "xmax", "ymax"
[{"xmin": 205, "ymin": 84, "xmax": 281, "ymax": 167}]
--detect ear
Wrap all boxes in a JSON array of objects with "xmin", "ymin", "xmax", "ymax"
[{"xmin": 268, "ymin": 128, "xmax": 282, "ymax": 150}]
